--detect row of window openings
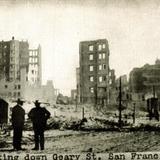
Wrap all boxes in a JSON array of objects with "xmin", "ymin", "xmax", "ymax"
[
  {"xmin": 0, "ymin": 51, "xmax": 15, "ymax": 57},
  {"xmin": 2, "ymin": 67, "xmax": 19, "ymax": 73},
  {"xmin": 1, "ymin": 59, "xmax": 7, "ymax": 63},
  {"xmin": 29, "ymin": 64, "xmax": 38, "ymax": 68},
  {"xmin": 89, "ymin": 44, "xmax": 106, "ymax": 51},
  {"xmin": 8, "ymin": 92, "xmax": 21, "ymax": 97},
  {"xmin": 0, "ymin": 52, "xmax": 8, "ymax": 56},
  {"xmin": 89, "ymin": 76, "xmax": 107, "ymax": 82},
  {"xmin": 89, "ymin": 87, "xmax": 107, "ymax": 93},
  {"xmin": 0, "ymin": 50, "xmax": 27, "ymax": 57},
  {"xmin": 5, "ymin": 84, "xmax": 21, "ymax": 89},
  {"xmin": 0, "ymin": 52, "xmax": 15, "ymax": 57},
  {"xmin": 9, "ymin": 70, "xmax": 38, "ymax": 76},
  {"xmin": 89, "ymin": 64, "xmax": 106, "ymax": 71},
  {"xmin": 10, "ymin": 65, "xmax": 15, "ymax": 69},
  {"xmin": 3, "ymin": 57, "xmax": 38, "ymax": 63},
  {"xmin": 89, "ymin": 53, "xmax": 106, "ymax": 60},
  {"xmin": 31, "ymin": 70, "xmax": 38, "ymax": 74},
  {"xmin": 9, "ymin": 77, "xmax": 21, "ymax": 81},
  {"xmin": 31, "ymin": 78, "xmax": 38, "ymax": 82},
  {"xmin": 10, "ymin": 71, "xmax": 20, "ymax": 75},
  {"xmin": 9, "ymin": 77, "xmax": 29, "ymax": 82},
  {"xmin": 29, "ymin": 52, "xmax": 38, "ymax": 56},
  {"xmin": 29, "ymin": 58, "xmax": 38, "ymax": 63},
  {"xmin": 0, "ymin": 45, "xmax": 8, "ymax": 49},
  {"xmin": 0, "ymin": 58, "xmax": 9, "ymax": 62},
  {"xmin": 9, "ymin": 74, "xmax": 20, "ymax": 79}
]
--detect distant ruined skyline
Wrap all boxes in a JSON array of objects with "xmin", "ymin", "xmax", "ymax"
[{"xmin": 0, "ymin": 0, "xmax": 160, "ymax": 95}]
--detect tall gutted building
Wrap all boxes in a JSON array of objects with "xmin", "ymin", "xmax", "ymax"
[
  {"xmin": 0, "ymin": 37, "xmax": 29, "ymax": 99},
  {"xmin": 28, "ymin": 45, "xmax": 42, "ymax": 86},
  {"xmin": 0, "ymin": 37, "xmax": 29, "ymax": 82},
  {"xmin": 0, "ymin": 37, "xmax": 41, "ymax": 100},
  {"xmin": 79, "ymin": 39, "xmax": 110, "ymax": 105}
]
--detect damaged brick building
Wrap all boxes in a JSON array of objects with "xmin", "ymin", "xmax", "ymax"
[
  {"xmin": 129, "ymin": 59, "xmax": 160, "ymax": 101},
  {"xmin": 0, "ymin": 37, "xmax": 57, "ymax": 104},
  {"xmin": 79, "ymin": 39, "xmax": 110, "ymax": 105},
  {"xmin": 0, "ymin": 37, "xmax": 30, "ymax": 99}
]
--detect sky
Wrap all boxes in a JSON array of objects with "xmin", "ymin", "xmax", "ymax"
[{"xmin": 0, "ymin": 0, "xmax": 160, "ymax": 95}]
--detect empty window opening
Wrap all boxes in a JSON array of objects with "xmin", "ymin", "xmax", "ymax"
[
  {"xmin": 89, "ymin": 76, "xmax": 94, "ymax": 82},
  {"xmin": 99, "ymin": 76, "xmax": 103, "ymax": 82},
  {"xmin": 89, "ymin": 54, "xmax": 93, "ymax": 60},
  {"xmin": 89, "ymin": 66, "xmax": 94, "ymax": 71},
  {"xmin": 99, "ymin": 65, "xmax": 102, "ymax": 70},
  {"xmin": 98, "ymin": 44, "xmax": 102, "ymax": 51},
  {"xmin": 99, "ymin": 53, "xmax": 102, "ymax": 59},
  {"xmin": 103, "ymin": 64, "xmax": 106, "ymax": 69},
  {"xmin": 90, "ymin": 87, "xmax": 94, "ymax": 93},
  {"xmin": 89, "ymin": 45, "xmax": 94, "ymax": 51}
]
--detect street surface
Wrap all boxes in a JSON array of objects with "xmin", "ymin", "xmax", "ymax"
[
  {"xmin": 1, "ymin": 104, "xmax": 160, "ymax": 154},
  {"xmin": 1, "ymin": 129, "xmax": 160, "ymax": 153}
]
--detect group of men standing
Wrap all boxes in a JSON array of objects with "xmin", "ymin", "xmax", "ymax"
[{"xmin": 11, "ymin": 99, "xmax": 51, "ymax": 151}]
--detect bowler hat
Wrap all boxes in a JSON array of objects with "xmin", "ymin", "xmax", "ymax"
[
  {"xmin": 16, "ymin": 98, "xmax": 24, "ymax": 104},
  {"xmin": 34, "ymin": 100, "xmax": 41, "ymax": 105}
]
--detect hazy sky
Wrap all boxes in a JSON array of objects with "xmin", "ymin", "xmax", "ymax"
[{"xmin": 0, "ymin": 0, "xmax": 160, "ymax": 95}]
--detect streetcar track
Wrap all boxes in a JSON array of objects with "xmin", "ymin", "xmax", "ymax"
[{"xmin": 51, "ymin": 132, "xmax": 160, "ymax": 153}]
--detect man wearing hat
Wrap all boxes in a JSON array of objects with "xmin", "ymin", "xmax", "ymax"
[
  {"xmin": 11, "ymin": 98, "xmax": 25, "ymax": 150},
  {"xmin": 28, "ymin": 100, "xmax": 51, "ymax": 150}
]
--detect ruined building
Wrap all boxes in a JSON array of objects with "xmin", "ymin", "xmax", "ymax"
[
  {"xmin": 28, "ymin": 45, "xmax": 42, "ymax": 86},
  {"xmin": 79, "ymin": 39, "xmax": 110, "ymax": 105},
  {"xmin": 0, "ymin": 37, "xmax": 43, "ymax": 101},
  {"xmin": 129, "ymin": 59, "xmax": 160, "ymax": 100},
  {"xmin": 0, "ymin": 37, "xmax": 29, "ymax": 99}
]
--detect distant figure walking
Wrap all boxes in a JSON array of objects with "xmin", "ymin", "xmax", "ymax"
[
  {"xmin": 28, "ymin": 100, "xmax": 51, "ymax": 150},
  {"xmin": 11, "ymin": 98, "xmax": 25, "ymax": 150}
]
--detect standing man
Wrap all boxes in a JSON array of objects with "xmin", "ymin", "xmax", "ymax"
[
  {"xmin": 11, "ymin": 98, "xmax": 25, "ymax": 150},
  {"xmin": 28, "ymin": 100, "xmax": 51, "ymax": 150}
]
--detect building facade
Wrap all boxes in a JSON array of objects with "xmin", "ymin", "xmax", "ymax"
[
  {"xmin": 0, "ymin": 37, "xmax": 29, "ymax": 100},
  {"xmin": 28, "ymin": 45, "xmax": 42, "ymax": 86},
  {"xmin": 0, "ymin": 37, "xmax": 43, "ymax": 101},
  {"xmin": 71, "ymin": 89, "xmax": 77, "ymax": 103},
  {"xmin": 79, "ymin": 39, "xmax": 110, "ymax": 105},
  {"xmin": 24, "ymin": 80, "xmax": 58, "ymax": 104},
  {"xmin": 129, "ymin": 59, "xmax": 160, "ymax": 100}
]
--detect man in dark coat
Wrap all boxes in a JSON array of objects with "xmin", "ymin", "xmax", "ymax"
[
  {"xmin": 28, "ymin": 100, "xmax": 51, "ymax": 150},
  {"xmin": 11, "ymin": 98, "xmax": 25, "ymax": 150}
]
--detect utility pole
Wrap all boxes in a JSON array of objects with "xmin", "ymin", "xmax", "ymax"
[
  {"xmin": 82, "ymin": 107, "xmax": 84, "ymax": 120},
  {"xmin": 133, "ymin": 103, "xmax": 136, "ymax": 124},
  {"xmin": 75, "ymin": 95, "xmax": 78, "ymax": 112},
  {"xmin": 95, "ymin": 42, "xmax": 98, "ymax": 108},
  {"xmin": 153, "ymin": 85, "xmax": 155, "ymax": 98},
  {"xmin": 118, "ymin": 77, "xmax": 122, "ymax": 128},
  {"xmin": 75, "ymin": 84, "xmax": 78, "ymax": 112}
]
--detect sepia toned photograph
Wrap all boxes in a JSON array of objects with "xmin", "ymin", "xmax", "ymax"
[{"xmin": 1, "ymin": 0, "xmax": 160, "ymax": 159}]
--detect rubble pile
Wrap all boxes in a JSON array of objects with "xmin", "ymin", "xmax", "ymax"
[
  {"xmin": 47, "ymin": 116, "xmax": 122, "ymax": 131},
  {"xmin": 81, "ymin": 117, "xmax": 121, "ymax": 131},
  {"xmin": 130, "ymin": 123, "xmax": 160, "ymax": 131},
  {"xmin": 24, "ymin": 120, "xmax": 33, "ymax": 131},
  {"xmin": 0, "ymin": 131, "xmax": 10, "ymax": 148},
  {"xmin": 47, "ymin": 116, "xmax": 66, "ymax": 129}
]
